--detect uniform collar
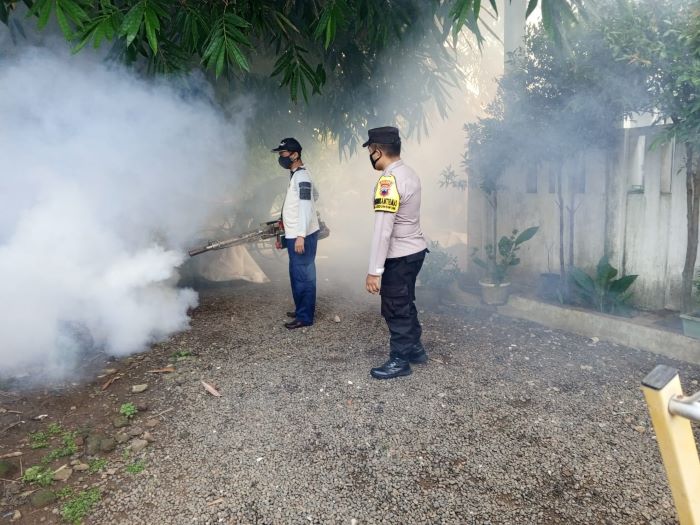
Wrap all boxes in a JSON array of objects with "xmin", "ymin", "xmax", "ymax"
[
  {"xmin": 383, "ymin": 159, "xmax": 403, "ymax": 174},
  {"xmin": 290, "ymin": 165, "xmax": 306, "ymax": 177}
]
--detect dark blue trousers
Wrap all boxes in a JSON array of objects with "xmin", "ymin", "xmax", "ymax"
[{"xmin": 286, "ymin": 231, "xmax": 318, "ymax": 324}]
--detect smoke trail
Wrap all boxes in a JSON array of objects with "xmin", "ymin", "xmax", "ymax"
[{"xmin": 0, "ymin": 47, "xmax": 246, "ymax": 382}]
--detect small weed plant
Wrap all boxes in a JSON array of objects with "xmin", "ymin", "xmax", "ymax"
[
  {"xmin": 126, "ymin": 460, "xmax": 146, "ymax": 474},
  {"xmin": 42, "ymin": 432, "xmax": 79, "ymax": 464},
  {"xmin": 56, "ymin": 487, "xmax": 74, "ymax": 499},
  {"xmin": 88, "ymin": 458, "xmax": 107, "ymax": 474},
  {"xmin": 119, "ymin": 403, "xmax": 138, "ymax": 419},
  {"xmin": 22, "ymin": 465, "xmax": 54, "ymax": 487},
  {"xmin": 61, "ymin": 488, "xmax": 101, "ymax": 525}
]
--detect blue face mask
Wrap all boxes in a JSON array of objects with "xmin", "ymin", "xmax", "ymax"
[{"xmin": 278, "ymin": 155, "xmax": 294, "ymax": 170}]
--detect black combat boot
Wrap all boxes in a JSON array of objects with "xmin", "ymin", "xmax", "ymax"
[
  {"xmin": 370, "ymin": 357, "xmax": 412, "ymax": 379},
  {"xmin": 407, "ymin": 344, "xmax": 428, "ymax": 364}
]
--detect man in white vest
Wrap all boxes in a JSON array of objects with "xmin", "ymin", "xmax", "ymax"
[{"xmin": 272, "ymin": 138, "xmax": 320, "ymax": 329}]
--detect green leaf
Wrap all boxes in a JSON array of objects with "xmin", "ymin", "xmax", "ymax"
[
  {"xmin": 144, "ymin": 6, "xmax": 159, "ymax": 53},
  {"xmin": 570, "ymin": 267, "xmax": 596, "ymax": 296},
  {"xmin": 313, "ymin": 5, "xmax": 331, "ymax": 42},
  {"xmin": 325, "ymin": 12, "xmax": 334, "ymax": 49},
  {"xmin": 72, "ymin": 31, "xmax": 92, "ymax": 53},
  {"xmin": 202, "ymin": 37, "xmax": 223, "ymax": 75},
  {"xmin": 497, "ymin": 235, "xmax": 513, "ymax": 258},
  {"xmin": 0, "ymin": 2, "xmax": 9, "ymax": 25},
  {"xmin": 300, "ymin": 74, "xmax": 309, "ymax": 103},
  {"xmin": 273, "ymin": 11, "xmax": 298, "ymax": 35},
  {"xmin": 54, "ymin": 2, "xmax": 72, "ymax": 38},
  {"xmin": 449, "ymin": 0, "xmax": 472, "ymax": 38},
  {"xmin": 609, "ymin": 274, "xmax": 638, "ymax": 295},
  {"xmin": 290, "ymin": 72, "xmax": 299, "ymax": 102},
  {"xmin": 120, "ymin": 1, "xmax": 145, "ymax": 47},
  {"xmin": 34, "ymin": 0, "xmax": 52, "ymax": 29},
  {"xmin": 595, "ymin": 256, "xmax": 617, "ymax": 284},
  {"xmin": 226, "ymin": 40, "xmax": 249, "ymax": 71},
  {"xmin": 58, "ymin": 0, "xmax": 88, "ymax": 25},
  {"xmin": 271, "ymin": 55, "xmax": 290, "ymax": 77},
  {"xmin": 202, "ymin": 32, "xmax": 223, "ymax": 62},
  {"xmin": 315, "ymin": 63, "xmax": 326, "ymax": 87},
  {"xmin": 215, "ymin": 43, "xmax": 225, "ymax": 77},
  {"xmin": 514, "ymin": 226, "xmax": 539, "ymax": 245}
]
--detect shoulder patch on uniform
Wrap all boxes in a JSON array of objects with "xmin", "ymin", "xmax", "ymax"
[
  {"xmin": 299, "ymin": 181, "xmax": 312, "ymax": 200},
  {"xmin": 374, "ymin": 174, "xmax": 399, "ymax": 213}
]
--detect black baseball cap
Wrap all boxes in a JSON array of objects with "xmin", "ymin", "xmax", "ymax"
[
  {"xmin": 362, "ymin": 126, "xmax": 401, "ymax": 148},
  {"xmin": 272, "ymin": 137, "xmax": 302, "ymax": 153}
]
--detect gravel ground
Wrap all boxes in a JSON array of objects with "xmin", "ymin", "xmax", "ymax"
[{"xmin": 89, "ymin": 279, "xmax": 700, "ymax": 525}]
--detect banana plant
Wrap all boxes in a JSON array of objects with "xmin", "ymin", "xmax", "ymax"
[{"xmin": 570, "ymin": 256, "xmax": 638, "ymax": 315}]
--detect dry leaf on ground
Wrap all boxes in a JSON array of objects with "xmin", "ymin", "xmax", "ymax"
[{"xmin": 201, "ymin": 381, "xmax": 222, "ymax": 397}]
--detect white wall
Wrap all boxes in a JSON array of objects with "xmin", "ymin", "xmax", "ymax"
[{"xmin": 467, "ymin": 126, "xmax": 697, "ymax": 310}]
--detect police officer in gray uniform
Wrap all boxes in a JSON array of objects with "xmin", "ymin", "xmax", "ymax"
[{"xmin": 363, "ymin": 126, "xmax": 429, "ymax": 379}]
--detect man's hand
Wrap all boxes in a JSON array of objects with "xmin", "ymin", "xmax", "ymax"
[
  {"xmin": 294, "ymin": 236, "xmax": 305, "ymax": 254},
  {"xmin": 366, "ymin": 274, "xmax": 381, "ymax": 294}
]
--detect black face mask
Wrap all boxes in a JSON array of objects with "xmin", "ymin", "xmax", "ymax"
[
  {"xmin": 278, "ymin": 155, "xmax": 294, "ymax": 169},
  {"xmin": 369, "ymin": 150, "xmax": 382, "ymax": 170}
]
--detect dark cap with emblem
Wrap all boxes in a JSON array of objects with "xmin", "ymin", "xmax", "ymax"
[
  {"xmin": 272, "ymin": 137, "xmax": 302, "ymax": 153},
  {"xmin": 362, "ymin": 126, "xmax": 401, "ymax": 148}
]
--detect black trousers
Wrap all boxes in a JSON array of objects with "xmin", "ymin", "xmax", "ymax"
[{"xmin": 380, "ymin": 249, "xmax": 427, "ymax": 360}]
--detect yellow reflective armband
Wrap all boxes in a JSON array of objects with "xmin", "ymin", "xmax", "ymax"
[{"xmin": 373, "ymin": 174, "xmax": 400, "ymax": 213}]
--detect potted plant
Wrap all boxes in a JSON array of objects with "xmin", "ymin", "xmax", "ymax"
[
  {"xmin": 536, "ymin": 240, "xmax": 561, "ymax": 302},
  {"xmin": 680, "ymin": 270, "xmax": 700, "ymax": 339},
  {"xmin": 471, "ymin": 226, "xmax": 539, "ymax": 305}
]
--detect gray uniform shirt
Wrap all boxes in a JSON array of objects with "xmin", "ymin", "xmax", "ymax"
[{"xmin": 368, "ymin": 159, "xmax": 428, "ymax": 275}]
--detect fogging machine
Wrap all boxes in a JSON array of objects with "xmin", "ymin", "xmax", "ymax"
[{"xmin": 188, "ymin": 216, "xmax": 330, "ymax": 257}]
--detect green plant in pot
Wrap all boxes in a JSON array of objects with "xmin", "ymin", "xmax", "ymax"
[
  {"xmin": 680, "ymin": 270, "xmax": 700, "ymax": 339},
  {"xmin": 471, "ymin": 226, "xmax": 539, "ymax": 305}
]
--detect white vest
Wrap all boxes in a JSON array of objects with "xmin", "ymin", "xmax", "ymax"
[{"xmin": 282, "ymin": 167, "xmax": 319, "ymax": 239}]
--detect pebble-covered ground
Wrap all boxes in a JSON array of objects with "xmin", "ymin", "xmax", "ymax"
[{"xmin": 83, "ymin": 279, "xmax": 700, "ymax": 525}]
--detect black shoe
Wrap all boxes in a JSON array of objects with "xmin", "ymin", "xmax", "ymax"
[
  {"xmin": 370, "ymin": 358, "xmax": 412, "ymax": 379},
  {"xmin": 407, "ymin": 347, "xmax": 428, "ymax": 364},
  {"xmin": 284, "ymin": 319, "xmax": 310, "ymax": 330},
  {"xmin": 286, "ymin": 311, "xmax": 296, "ymax": 318}
]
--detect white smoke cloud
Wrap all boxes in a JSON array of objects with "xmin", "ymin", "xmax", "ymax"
[{"xmin": 0, "ymin": 47, "xmax": 246, "ymax": 381}]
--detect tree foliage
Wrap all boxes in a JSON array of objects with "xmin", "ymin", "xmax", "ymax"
[
  {"xmin": 464, "ymin": 7, "xmax": 645, "ymax": 194},
  {"xmin": 0, "ymin": 0, "xmax": 588, "ymax": 153},
  {"xmin": 604, "ymin": 0, "xmax": 700, "ymax": 313},
  {"xmin": 462, "ymin": 2, "xmax": 646, "ymax": 300}
]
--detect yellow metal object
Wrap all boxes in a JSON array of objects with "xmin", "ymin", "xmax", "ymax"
[
  {"xmin": 642, "ymin": 365, "xmax": 700, "ymax": 525},
  {"xmin": 373, "ymin": 173, "xmax": 400, "ymax": 213}
]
